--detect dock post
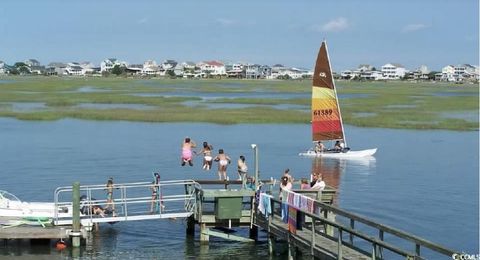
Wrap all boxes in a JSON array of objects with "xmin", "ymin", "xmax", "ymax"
[
  {"xmin": 249, "ymin": 225, "xmax": 258, "ymax": 240},
  {"xmin": 186, "ymin": 216, "xmax": 195, "ymax": 236},
  {"xmin": 200, "ymin": 223, "xmax": 209, "ymax": 243},
  {"xmin": 72, "ymin": 182, "xmax": 81, "ymax": 248}
]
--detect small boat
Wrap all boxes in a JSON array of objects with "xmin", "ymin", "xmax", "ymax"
[
  {"xmin": 299, "ymin": 41, "xmax": 377, "ymax": 158},
  {"xmin": 0, "ymin": 190, "xmax": 71, "ymax": 219}
]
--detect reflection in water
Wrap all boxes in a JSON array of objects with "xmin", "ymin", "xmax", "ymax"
[{"xmin": 310, "ymin": 157, "xmax": 376, "ymax": 204}]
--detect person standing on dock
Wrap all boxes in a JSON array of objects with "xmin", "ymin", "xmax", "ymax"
[
  {"xmin": 197, "ymin": 141, "xmax": 213, "ymax": 170},
  {"xmin": 181, "ymin": 137, "xmax": 196, "ymax": 166},
  {"xmin": 150, "ymin": 172, "xmax": 164, "ymax": 213},
  {"xmin": 214, "ymin": 149, "xmax": 231, "ymax": 180},
  {"xmin": 105, "ymin": 177, "xmax": 116, "ymax": 215},
  {"xmin": 237, "ymin": 155, "xmax": 248, "ymax": 184}
]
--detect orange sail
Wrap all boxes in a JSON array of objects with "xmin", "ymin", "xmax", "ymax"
[{"xmin": 311, "ymin": 41, "xmax": 345, "ymax": 142}]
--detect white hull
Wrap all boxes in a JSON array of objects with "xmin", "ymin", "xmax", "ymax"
[
  {"xmin": 299, "ymin": 148, "xmax": 377, "ymax": 158},
  {"xmin": 0, "ymin": 190, "xmax": 72, "ymax": 220}
]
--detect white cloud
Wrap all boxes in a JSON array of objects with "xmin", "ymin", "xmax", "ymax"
[
  {"xmin": 402, "ymin": 23, "xmax": 429, "ymax": 33},
  {"xmin": 313, "ymin": 17, "xmax": 350, "ymax": 32}
]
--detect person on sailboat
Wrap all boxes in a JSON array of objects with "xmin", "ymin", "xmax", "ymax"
[
  {"xmin": 314, "ymin": 141, "xmax": 325, "ymax": 153},
  {"xmin": 333, "ymin": 141, "xmax": 342, "ymax": 152}
]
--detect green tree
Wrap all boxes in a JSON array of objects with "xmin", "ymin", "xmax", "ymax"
[
  {"xmin": 18, "ymin": 66, "xmax": 31, "ymax": 74},
  {"xmin": 111, "ymin": 65, "xmax": 125, "ymax": 76},
  {"xmin": 14, "ymin": 62, "xmax": 28, "ymax": 68},
  {"xmin": 166, "ymin": 70, "xmax": 176, "ymax": 78}
]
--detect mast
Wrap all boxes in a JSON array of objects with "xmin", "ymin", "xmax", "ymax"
[{"xmin": 323, "ymin": 41, "xmax": 348, "ymax": 147}]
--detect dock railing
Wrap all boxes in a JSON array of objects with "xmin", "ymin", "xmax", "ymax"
[
  {"xmin": 260, "ymin": 190, "xmax": 459, "ymax": 260},
  {"xmin": 53, "ymin": 180, "xmax": 199, "ymax": 226}
]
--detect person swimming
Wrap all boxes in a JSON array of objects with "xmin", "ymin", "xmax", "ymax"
[{"xmin": 181, "ymin": 137, "xmax": 196, "ymax": 166}]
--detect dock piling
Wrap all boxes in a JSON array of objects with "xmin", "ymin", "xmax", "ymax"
[{"xmin": 72, "ymin": 182, "xmax": 81, "ymax": 248}]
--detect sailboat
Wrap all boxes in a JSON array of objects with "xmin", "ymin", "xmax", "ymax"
[{"xmin": 299, "ymin": 41, "xmax": 377, "ymax": 158}]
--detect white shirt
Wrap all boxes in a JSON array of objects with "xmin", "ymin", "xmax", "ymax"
[{"xmin": 311, "ymin": 180, "xmax": 326, "ymax": 191}]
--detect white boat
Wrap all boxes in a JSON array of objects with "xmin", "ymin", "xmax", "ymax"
[
  {"xmin": 299, "ymin": 41, "xmax": 377, "ymax": 159},
  {"xmin": 299, "ymin": 148, "xmax": 377, "ymax": 158},
  {"xmin": 0, "ymin": 190, "xmax": 71, "ymax": 220}
]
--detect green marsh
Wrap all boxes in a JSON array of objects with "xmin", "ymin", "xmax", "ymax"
[{"xmin": 0, "ymin": 77, "xmax": 477, "ymax": 130}]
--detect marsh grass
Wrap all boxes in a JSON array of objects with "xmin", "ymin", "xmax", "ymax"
[{"xmin": 0, "ymin": 76, "xmax": 477, "ymax": 130}]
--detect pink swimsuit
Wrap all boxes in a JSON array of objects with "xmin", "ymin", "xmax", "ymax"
[{"xmin": 182, "ymin": 148, "xmax": 192, "ymax": 161}]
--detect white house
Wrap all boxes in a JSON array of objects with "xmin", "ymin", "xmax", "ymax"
[
  {"xmin": 454, "ymin": 64, "xmax": 478, "ymax": 81},
  {"xmin": 0, "ymin": 61, "xmax": 5, "ymax": 74},
  {"xmin": 25, "ymin": 59, "xmax": 40, "ymax": 67},
  {"xmin": 64, "ymin": 63, "xmax": 85, "ymax": 76},
  {"xmin": 440, "ymin": 65, "xmax": 455, "ymax": 82},
  {"xmin": 340, "ymin": 70, "xmax": 360, "ymax": 80},
  {"xmin": 100, "ymin": 58, "xmax": 127, "ymax": 72},
  {"xmin": 381, "ymin": 63, "xmax": 406, "ymax": 79},
  {"xmin": 198, "ymin": 61, "xmax": 226, "ymax": 76},
  {"xmin": 360, "ymin": 71, "xmax": 383, "ymax": 80}
]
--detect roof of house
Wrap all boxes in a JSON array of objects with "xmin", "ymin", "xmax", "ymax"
[{"xmin": 204, "ymin": 61, "xmax": 224, "ymax": 66}]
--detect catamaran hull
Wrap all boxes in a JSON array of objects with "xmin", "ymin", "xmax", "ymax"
[{"xmin": 299, "ymin": 148, "xmax": 377, "ymax": 158}]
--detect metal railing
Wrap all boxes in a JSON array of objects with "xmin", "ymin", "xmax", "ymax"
[{"xmin": 53, "ymin": 180, "xmax": 199, "ymax": 226}]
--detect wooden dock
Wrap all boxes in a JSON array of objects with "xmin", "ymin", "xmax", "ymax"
[
  {"xmin": 253, "ymin": 190, "xmax": 458, "ymax": 260},
  {"xmin": 0, "ymin": 226, "xmax": 72, "ymax": 240}
]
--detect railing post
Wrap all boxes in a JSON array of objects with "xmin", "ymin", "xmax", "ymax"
[
  {"xmin": 337, "ymin": 227, "xmax": 343, "ymax": 259},
  {"xmin": 371, "ymin": 242, "xmax": 376, "ymax": 260},
  {"xmin": 311, "ymin": 218, "xmax": 316, "ymax": 256},
  {"xmin": 415, "ymin": 244, "xmax": 420, "ymax": 257},
  {"xmin": 349, "ymin": 219, "xmax": 354, "ymax": 244},
  {"xmin": 378, "ymin": 230, "xmax": 384, "ymax": 258}
]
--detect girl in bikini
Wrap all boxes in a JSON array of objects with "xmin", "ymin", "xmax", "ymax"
[
  {"xmin": 197, "ymin": 142, "xmax": 213, "ymax": 170},
  {"xmin": 214, "ymin": 149, "xmax": 231, "ymax": 180}
]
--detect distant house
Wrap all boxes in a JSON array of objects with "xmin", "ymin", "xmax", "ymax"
[
  {"xmin": 245, "ymin": 64, "xmax": 262, "ymax": 79},
  {"xmin": 25, "ymin": 59, "xmax": 40, "ymax": 67},
  {"xmin": 0, "ymin": 61, "xmax": 5, "ymax": 74},
  {"xmin": 198, "ymin": 61, "xmax": 226, "ymax": 77},
  {"xmin": 440, "ymin": 65, "xmax": 455, "ymax": 82},
  {"xmin": 142, "ymin": 60, "xmax": 160, "ymax": 76},
  {"xmin": 47, "ymin": 62, "xmax": 67, "ymax": 76},
  {"xmin": 100, "ymin": 58, "xmax": 127, "ymax": 72},
  {"xmin": 340, "ymin": 70, "xmax": 359, "ymax": 80},
  {"xmin": 225, "ymin": 63, "xmax": 244, "ymax": 78},
  {"xmin": 360, "ymin": 71, "xmax": 383, "ymax": 80},
  {"xmin": 381, "ymin": 63, "xmax": 406, "ymax": 79},
  {"xmin": 162, "ymin": 60, "xmax": 178, "ymax": 70},
  {"xmin": 30, "ymin": 65, "xmax": 46, "ymax": 75},
  {"xmin": 125, "ymin": 64, "xmax": 143, "ymax": 75},
  {"xmin": 358, "ymin": 64, "xmax": 373, "ymax": 72},
  {"xmin": 454, "ymin": 64, "xmax": 478, "ymax": 81},
  {"xmin": 260, "ymin": 65, "xmax": 272, "ymax": 79},
  {"xmin": 65, "ymin": 63, "xmax": 85, "ymax": 75}
]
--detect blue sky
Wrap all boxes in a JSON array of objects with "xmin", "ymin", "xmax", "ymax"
[{"xmin": 0, "ymin": 0, "xmax": 478, "ymax": 71}]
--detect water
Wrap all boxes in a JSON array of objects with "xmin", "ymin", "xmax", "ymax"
[{"xmin": 0, "ymin": 118, "xmax": 478, "ymax": 259}]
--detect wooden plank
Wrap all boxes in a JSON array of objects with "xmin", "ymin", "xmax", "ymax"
[
  {"xmin": 0, "ymin": 226, "xmax": 70, "ymax": 239},
  {"xmin": 260, "ymin": 215, "xmax": 371, "ymax": 260}
]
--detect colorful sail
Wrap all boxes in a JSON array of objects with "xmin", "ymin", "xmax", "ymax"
[{"xmin": 311, "ymin": 41, "xmax": 344, "ymax": 141}]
